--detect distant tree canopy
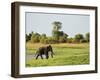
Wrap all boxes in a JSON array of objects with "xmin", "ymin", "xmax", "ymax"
[
  {"xmin": 52, "ymin": 21, "xmax": 68, "ymax": 42},
  {"xmin": 31, "ymin": 32, "xmax": 40, "ymax": 43},
  {"xmin": 40, "ymin": 34, "xmax": 47, "ymax": 43},
  {"xmin": 52, "ymin": 21, "xmax": 62, "ymax": 40},
  {"xmin": 85, "ymin": 32, "xmax": 90, "ymax": 42},
  {"xmin": 26, "ymin": 21, "xmax": 90, "ymax": 44},
  {"xmin": 26, "ymin": 32, "xmax": 33, "ymax": 42},
  {"xmin": 52, "ymin": 21, "xmax": 62, "ymax": 31},
  {"xmin": 74, "ymin": 34, "xmax": 84, "ymax": 42}
]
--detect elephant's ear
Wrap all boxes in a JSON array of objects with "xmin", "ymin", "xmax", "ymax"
[{"xmin": 46, "ymin": 45, "xmax": 50, "ymax": 51}]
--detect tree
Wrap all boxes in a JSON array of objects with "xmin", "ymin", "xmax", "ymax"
[
  {"xmin": 40, "ymin": 34, "xmax": 47, "ymax": 43},
  {"xmin": 52, "ymin": 21, "xmax": 62, "ymax": 40},
  {"xmin": 74, "ymin": 34, "xmax": 84, "ymax": 43},
  {"xmin": 29, "ymin": 32, "xmax": 33, "ymax": 39},
  {"xmin": 52, "ymin": 21, "xmax": 68, "ymax": 43},
  {"xmin": 80, "ymin": 39, "xmax": 87, "ymax": 43},
  {"xmin": 26, "ymin": 32, "xmax": 33, "ymax": 42},
  {"xmin": 31, "ymin": 33, "xmax": 40, "ymax": 43},
  {"xmin": 59, "ymin": 36, "xmax": 66, "ymax": 43},
  {"xmin": 59, "ymin": 33, "xmax": 68, "ymax": 43},
  {"xmin": 67, "ymin": 38, "xmax": 73, "ymax": 43},
  {"xmin": 41, "ymin": 34, "xmax": 46, "ymax": 38},
  {"xmin": 52, "ymin": 30, "xmax": 60, "ymax": 40},
  {"xmin": 26, "ymin": 34, "xmax": 29, "ymax": 42},
  {"xmin": 52, "ymin": 21, "xmax": 62, "ymax": 31},
  {"xmin": 85, "ymin": 32, "xmax": 90, "ymax": 42},
  {"xmin": 63, "ymin": 33, "xmax": 68, "ymax": 40}
]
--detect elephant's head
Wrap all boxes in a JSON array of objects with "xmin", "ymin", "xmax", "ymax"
[{"xmin": 47, "ymin": 45, "xmax": 54, "ymax": 55}]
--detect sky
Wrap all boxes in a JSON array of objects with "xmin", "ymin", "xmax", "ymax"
[{"xmin": 25, "ymin": 12, "xmax": 90, "ymax": 37}]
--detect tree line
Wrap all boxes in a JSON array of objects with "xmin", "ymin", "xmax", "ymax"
[{"xmin": 26, "ymin": 21, "xmax": 90, "ymax": 44}]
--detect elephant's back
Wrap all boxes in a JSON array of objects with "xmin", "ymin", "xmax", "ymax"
[{"xmin": 38, "ymin": 47, "xmax": 46, "ymax": 53}]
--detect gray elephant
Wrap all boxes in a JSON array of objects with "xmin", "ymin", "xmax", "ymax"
[{"xmin": 34, "ymin": 45, "xmax": 54, "ymax": 59}]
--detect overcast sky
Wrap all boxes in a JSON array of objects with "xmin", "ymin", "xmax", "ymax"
[{"xmin": 25, "ymin": 12, "xmax": 90, "ymax": 37}]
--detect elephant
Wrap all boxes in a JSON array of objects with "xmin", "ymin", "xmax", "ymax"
[{"xmin": 34, "ymin": 45, "xmax": 54, "ymax": 59}]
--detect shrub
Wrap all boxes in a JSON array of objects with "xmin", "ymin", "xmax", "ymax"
[
  {"xmin": 80, "ymin": 39, "xmax": 87, "ymax": 43},
  {"xmin": 67, "ymin": 38, "xmax": 73, "ymax": 43},
  {"xmin": 59, "ymin": 36, "xmax": 66, "ymax": 43},
  {"xmin": 31, "ymin": 33, "xmax": 40, "ymax": 43},
  {"xmin": 74, "ymin": 34, "xmax": 84, "ymax": 42}
]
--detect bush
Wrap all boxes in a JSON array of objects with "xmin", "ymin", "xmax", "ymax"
[
  {"xmin": 85, "ymin": 32, "xmax": 90, "ymax": 42},
  {"xmin": 31, "ymin": 33, "xmax": 40, "ymax": 43},
  {"xmin": 80, "ymin": 39, "xmax": 87, "ymax": 43},
  {"xmin": 72, "ymin": 39, "xmax": 79, "ymax": 43},
  {"xmin": 31, "ymin": 36, "xmax": 40, "ymax": 43},
  {"xmin": 59, "ymin": 36, "xmax": 66, "ymax": 43},
  {"xmin": 67, "ymin": 38, "xmax": 73, "ymax": 43},
  {"xmin": 40, "ymin": 38, "xmax": 45, "ymax": 43},
  {"xmin": 47, "ymin": 37, "xmax": 58, "ymax": 44},
  {"xmin": 74, "ymin": 34, "xmax": 84, "ymax": 43},
  {"xmin": 40, "ymin": 37, "xmax": 58, "ymax": 44}
]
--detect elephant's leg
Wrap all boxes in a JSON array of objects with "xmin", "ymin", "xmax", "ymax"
[
  {"xmin": 36, "ymin": 54, "xmax": 39, "ymax": 59},
  {"xmin": 51, "ymin": 53, "xmax": 53, "ymax": 58},
  {"xmin": 40, "ymin": 55, "xmax": 43, "ymax": 59},
  {"xmin": 46, "ymin": 54, "xmax": 49, "ymax": 59}
]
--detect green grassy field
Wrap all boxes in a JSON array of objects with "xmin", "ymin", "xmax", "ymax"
[{"xmin": 26, "ymin": 42, "xmax": 89, "ymax": 67}]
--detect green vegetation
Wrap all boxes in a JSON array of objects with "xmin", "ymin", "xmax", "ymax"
[
  {"xmin": 26, "ymin": 43, "xmax": 89, "ymax": 67},
  {"xmin": 26, "ymin": 21, "xmax": 90, "ymax": 44},
  {"xmin": 85, "ymin": 32, "xmax": 90, "ymax": 42}
]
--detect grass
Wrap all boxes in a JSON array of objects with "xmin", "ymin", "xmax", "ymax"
[{"xmin": 26, "ymin": 42, "xmax": 89, "ymax": 67}]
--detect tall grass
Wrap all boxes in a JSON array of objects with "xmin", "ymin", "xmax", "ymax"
[{"xmin": 26, "ymin": 43, "xmax": 89, "ymax": 67}]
